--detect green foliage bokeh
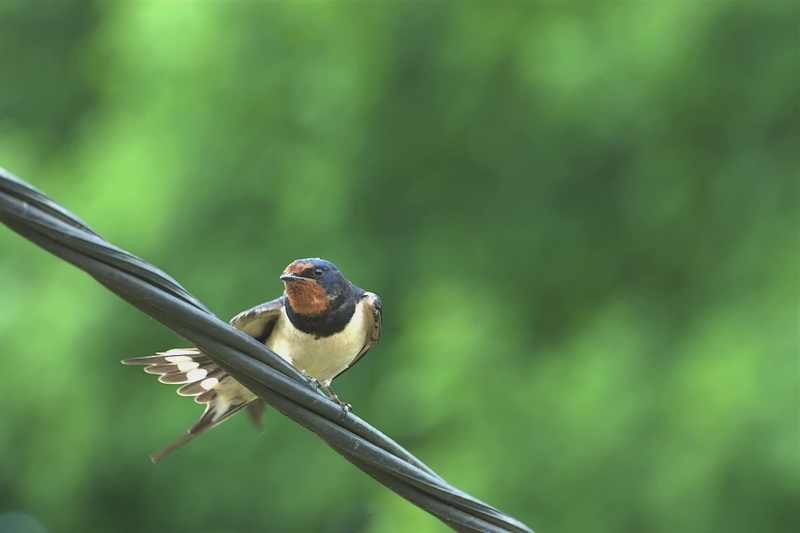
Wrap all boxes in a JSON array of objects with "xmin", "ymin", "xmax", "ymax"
[{"xmin": 0, "ymin": 3, "xmax": 797, "ymax": 533}]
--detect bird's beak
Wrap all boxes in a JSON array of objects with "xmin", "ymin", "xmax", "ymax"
[{"xmin": 280, "ymin": 273, "xmax": 310, "ymax": 283}]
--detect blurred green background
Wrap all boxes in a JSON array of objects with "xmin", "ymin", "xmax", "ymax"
[{"xmin": 0, "ymin": 2, "xmax": 797, "ymax": 533}]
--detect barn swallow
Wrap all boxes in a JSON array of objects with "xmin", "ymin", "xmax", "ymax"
[{"xmin": 123, "ymin": 258, "xmax": 382, "ymax": 462}]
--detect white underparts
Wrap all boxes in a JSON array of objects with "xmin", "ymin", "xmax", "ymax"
[{"xmin": 265, "ymin": 302, "xmax": 369, "ymax": 386}]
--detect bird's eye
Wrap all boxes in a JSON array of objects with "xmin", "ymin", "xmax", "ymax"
[{"xmin": 313, "ymin": 267, "xmax": 325, "ymax": 278}]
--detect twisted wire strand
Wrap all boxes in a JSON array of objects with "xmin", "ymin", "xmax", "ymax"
[{"xmin": 0, "ymin": 167, "xmax": 533, "ymax": 533}]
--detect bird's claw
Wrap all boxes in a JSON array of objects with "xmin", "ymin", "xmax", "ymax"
[
  {"xmin": 324, "ymin": 386, "xmax": 351, "ymax": 420},
  {"xmin": 332, "ymin": 398, "xmax": 352, "ymax": 420},
  {"xmin": 301, "ymin": 370, "xmax": 320, "ymax": 390},
  {"xmin": 303, "ymin": 373, "xmax": 350, "ymax": 419}
]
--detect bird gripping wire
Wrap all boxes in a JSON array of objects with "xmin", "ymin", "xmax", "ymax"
[{"xmin": 0, "ymin": 167, "xmax": 533, "ymax": 533}]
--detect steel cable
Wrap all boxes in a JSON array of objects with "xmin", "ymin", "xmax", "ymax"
[{"xmin": 0, "ymin": 167, "xmax": 533, "ymax": 533}]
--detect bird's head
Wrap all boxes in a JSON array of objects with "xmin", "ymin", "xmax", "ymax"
[{"xmin": 280, "ymin": 258, "xmax": 349, "ymax": 316}]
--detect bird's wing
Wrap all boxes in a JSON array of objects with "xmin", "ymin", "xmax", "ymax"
[
  {"xmin": 339, "ymin": 291, "xmax": 382, "ymax": 376},
  {"xmin": 228, "ymin": 296, "xmax": 285, "ymax": 342},
  {"xmin": 122, "ymin": 298, "xmax": 284, "ymax": 461}
]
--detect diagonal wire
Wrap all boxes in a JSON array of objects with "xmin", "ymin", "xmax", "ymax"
[{"xmin": 0, "ymin": 167, "xmax": 534, "ymax": 533}]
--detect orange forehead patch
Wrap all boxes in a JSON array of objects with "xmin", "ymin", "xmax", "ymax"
[{"xmin": 283, "ymin": 261, "xmax": 315, "ymax": 276}]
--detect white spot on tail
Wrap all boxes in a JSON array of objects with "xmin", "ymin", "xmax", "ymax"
[
  {"xmin": 200, "ymin": 377, "xmax": 219, "ymax": 390},
  {"xmin": 186, "ymin": 369, "xmax": 208, "ymax": 382},
  {"xmin": 177, "ymin": 362, "xmax": 200, "ymax": 371},
  {"xmin": 165, "ymin": 355, "xmax": 194, "ymax": 363}
]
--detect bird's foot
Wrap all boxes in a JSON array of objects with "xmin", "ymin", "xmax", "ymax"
[
  {"xmin": 324, "ymin": 385, "xmax": 351, "ymax": 419},
  {"xmin": 302, "ymin": 370, "xmax": 320, "ymax": 390}
]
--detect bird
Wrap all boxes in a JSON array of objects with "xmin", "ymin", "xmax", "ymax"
[{"xmin": 122, "ymin": 258, "xmax": 382, "ymax": 462}]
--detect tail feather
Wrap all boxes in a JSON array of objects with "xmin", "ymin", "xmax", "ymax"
[
  {"xmin": 151, "ymin": 400, "xmax": 253, "ymax": 463},
  {"xmin": 195, "ymin": 389, "xmax": 217, "ymax": 404},
  {"xmin": 176, "ymin": 368, "xmax": 226, "ymax": 398},
  {"xmin": 247, "ymin": 400, "xmax": 267, "ymax": 433},
  {"xmin": 123, "ymin": 348, "xmax": 266, "ymax": 461}
]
